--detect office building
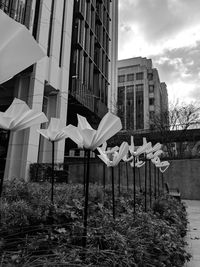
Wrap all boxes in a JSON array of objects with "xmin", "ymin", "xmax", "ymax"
[
  {"xmin": 0, "ymin": 0, "xmax": 118, "ymax": 180},
  {"xmin": 117, "ymin": 57, "xmax": 168, "ymax": 131},
  {"xmin": 67, "ymin": 0, "xmax": 118, "ymax": 128}
]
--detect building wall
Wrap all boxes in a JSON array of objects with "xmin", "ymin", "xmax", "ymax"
[
  {"xmin": 1, "ymin": 0, "xmax": 118, "ymax": 180},
  {"xmin": 68, "ymin": 0, "xmax": 117, "ymax": 120},
  {"xmin": 1, "ymin": 0, "xmax": 74, "ymax": 180},
  {"xmin": 108, "ymin": 0, "xmax": 118, "ymax": 113},
  {"xmin": 117, "ymin": 57, "xmax": 168, "ymax": 131}
]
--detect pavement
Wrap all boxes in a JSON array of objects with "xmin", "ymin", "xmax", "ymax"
[{"xmin": 183, "ymin": 200, "xmax": 200, "ymax": 267}]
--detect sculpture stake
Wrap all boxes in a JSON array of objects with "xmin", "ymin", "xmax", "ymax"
[
  {"xmin": 144, "ymin": 155, "xmax": 147, "ymax": 212},
  {"xmin": 82, "ymin": 149, "xmax": 90, "ymax": 248},
  {"xmin": 149, "ymin": 160, "xmax": 152, "ymax": 208},
  {"xmin": 154, "ymin": 165, "xmax": 157, "ymax": 200},
  {"xmin": 51, "ymin": 141, "xmax": 55, "ymax": 203},
  {"xmin": 126, "ymin": 162, "xmax": 129, "ymax": 190},
  {"xmin": 112, "ymin": 167, "xmax": 115, "ymax": 219}
]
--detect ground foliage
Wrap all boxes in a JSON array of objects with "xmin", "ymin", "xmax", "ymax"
[{"xmin": 0, "ymin": 179, "xmax": 191, "ymax": 266}]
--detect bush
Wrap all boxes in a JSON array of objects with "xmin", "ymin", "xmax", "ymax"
[{"xmin": 0, "ymin": 180, "xmax": 191, "ymax": 266}]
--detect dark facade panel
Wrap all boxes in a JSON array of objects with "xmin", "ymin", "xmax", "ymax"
[{"xmin": 69, "ymin": 0, "xmax": 112, "ymax": 119}]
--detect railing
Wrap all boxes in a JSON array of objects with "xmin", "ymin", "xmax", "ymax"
[{"xmin": 71, "ymin": 78, "xmax": 95, "ymax": 113}]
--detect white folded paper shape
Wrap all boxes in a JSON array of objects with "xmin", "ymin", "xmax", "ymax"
[
  {"xmin": 130, "ymin": 157, "xmax": 145, "ymax": 168},
  {"xmin": 65, "ymin": 112, "xmax": 122, "ymax": 150},
  {"xmin": 147, "ymin": 149, "xmax": 163, "ymax": 160},
  {"xmin": 0, "ymin": 98, "xmax": 48, "ymax": 131},
  {"xmin": 0, "ymin": 9, "xmax": 45, "ymax": 84},
  {"xmin": 151, "ymin": 156, "xmax": 161, "ymax": 164},
  {"xmin": 123, "ymin": 153, "xmax": 133, "ymax": 162},
  {"xmin": 129, "ymin": 136, "xmax": 151, "ymax": 157},
  {"xmin": 37, "ymin": 118, "xmax": 69, "ymax": 142},
  {"xmin": 97, "ymin": 142, "xmax": 129, "ymax": 167},
  {"xmin": 155, "ymin": 160, "xmax": 170, "ymax": 173},
  {"xmin": 146, "ymin": 142, "xmax": 162, "ymax": 154}
]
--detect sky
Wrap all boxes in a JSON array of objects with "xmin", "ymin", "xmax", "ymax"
[{"xmin": 118, "ymin": 0, "xmax": 200, "ymax": 104}]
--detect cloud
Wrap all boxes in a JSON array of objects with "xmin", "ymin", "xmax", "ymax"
[
  {"xmin": 151, "ymin": 42, "xmax": 200, "ymax": 84},
  {"xmin": 150, "ymin": 42, "xmax": 200, "ymax": 103},
  {"xmin": 119, "ymin": 0, "xmax": 200, "ymax": 44},
  {"xmin": 119, "ymin": 0, "xmax": 200, "ymax": 103}
]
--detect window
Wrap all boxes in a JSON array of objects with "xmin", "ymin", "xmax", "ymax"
[
  {"xmin": 47, "ymin": 0, "xmax": 55, "ymax": 57},
  {"xmin": 127, "ymin": 73, "xmax": 134, "ymax": 82},
  {"xmin": 149, "ymin": 111, "xmax": 155, "ymax": 120},
  {"xmin": 149, "ymin": 98, "xmax": 155, "ymax": 105},
  {"xmin": 148, "ymin": 73, "xmax": 153, "ymax": 81},
  {"xmin": 136, "ymin": 84, "xmax": 144, "ymax": 92},
  {"xmin": 136, "ymin": 90, "xmax": 144, "ymax": 129},
  {"xmin": 126, "ymin": 85, "xmax": 134, "ymax": 92},
  {"xmin": 117, "ymin": 86, "xmax": 125, "ymax": 128},
  {"xmin": 74, "ymin": 149, "xmax": 80, "ymax": 157},
  {"xmin": 136, "ymin": 72, "xmax": 144, "ymax": 80},
  {"xmin": 118, "ymin": 75, "xmax": 125, "ymax": 83},
  {"xmin": 59, "ymin": 0, "xmax": 66, "ymax": 67},
  {"xmin": 149, "ymin": 85, "xmax": 154, "ymax": 93},
  {"xmin": 33, "ymin": 0, "xmax": 41, "ymax": 39}
]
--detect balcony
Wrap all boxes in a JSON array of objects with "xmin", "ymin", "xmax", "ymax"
[
  {"xmin": 70, "ymin": 78, "xmax": 108, "ymax": 119},
  {"xmin": 70, "ymin": 78, "xmax": 95, "ymax": 113}
]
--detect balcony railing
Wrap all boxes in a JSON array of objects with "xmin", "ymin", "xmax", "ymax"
[
  {"xmin": 71, "ymin": 78, "xmax": 95, "ymax": 113},
  {"xmin": 70, "ymin": 78, "xmax": 108, "ymax": 118}
]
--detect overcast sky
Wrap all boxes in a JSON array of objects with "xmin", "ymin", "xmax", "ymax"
[{"xmin": 118, "ymin": 0, "xmax": 200, "ymax": 103}]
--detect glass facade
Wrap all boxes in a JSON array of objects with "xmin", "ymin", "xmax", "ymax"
[
  {"xmin": 69, "ymin": 0, "xmax": 112, "ymax": 119},
  {"xmin": 127, "ymin": 73, "xmax": 134, "ymax": 82},
  {"xmin": 126, "ymin": 85, "xmax": 134, "ymax": 129},
  {"xmin": 117, "ymin": 86, "xmax": 125, "ymax": 128},
  {"xmin": 0, "ymin": 0, "xmax": 32, "ymax": 28},
  {"xmin": 136, "ymin": 72, "xmax": 144, "ymax": 80},
  {"xmin": 136, "ymin": 84, "xmax": 144, "ymax": 129}
]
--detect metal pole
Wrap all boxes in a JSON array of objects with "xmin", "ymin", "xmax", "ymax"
[
  {"xmin": 83, "ymin": 149, "xmax": 87, "ymax": 195},
  {"xmin": 118, "ymin": 162, "xmax": 121, "ymax": 196},
  {"xmin": 51, "ymin": 141, "xmax": 55, "ymax": 204},
  {"xmin": 138, "ymin": 168, "xmax": 142, "ymax": 193},
  {"xmin": 157, "ymin": 168, "xmax": 160, "ymax": 197},
  {"xmin": 0, "ymin": 129, "xmax": 9, "ymax": 199},
  {"xmin": 126, "ymin": 162, "xmax": 129, "ymax": 191},
  {"xmin": 144, "ymin": 155, "xmax": 147, "ymax": 212},
  {"xmin": 149, "ymin": 160, "xmax": 152, "ymax": 208},
  {"xmin": 133, "ymin": 156, "xmax": 136, "ymax": 213},
  {"xmin": 112, "ymin": 167, "xmax": 115, "ymax": 219},
  {"xmin": 103, "ymin": 163, "xmax": 106, "ymax": 189},
  {"xmin": 154, "ymin": 165, "xmax": 157, "ymax": 200},
  {"xmin": 162, "ymin": 173, "xmax": 164, "ymax": 193},
  {"xmin": 82, "ymin": 149, "xmax": 90, "ymax": 248}
]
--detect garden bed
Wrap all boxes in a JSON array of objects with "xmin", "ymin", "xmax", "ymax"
[{"xmin": 0, "ymin": 180, "xmax": 191, "ymax": 266}]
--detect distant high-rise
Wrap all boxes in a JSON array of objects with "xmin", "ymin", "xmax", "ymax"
[{"xmin": 117, "ymin": 57, "xmax": 169, "ymax": 131}]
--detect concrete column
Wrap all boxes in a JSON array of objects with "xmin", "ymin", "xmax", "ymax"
[
  {"xmin": 56, "ymin": 0, "xmax": 74, "ymax": 163},
  {"xmin": 108, "ymin": 0, "xmax": 118, "ymax": 114}
]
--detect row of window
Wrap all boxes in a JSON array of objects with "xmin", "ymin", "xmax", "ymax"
[
  {"xmin": 118, "ymin": 72, "xmax": 154, "ymax": 83},
  {"xmin": 118, "ymin": 84, "xmax": 154, "ymax": 93},
  {"xmin": 118, "ymin": 72, "xmax": 144, "ymax": 83}
]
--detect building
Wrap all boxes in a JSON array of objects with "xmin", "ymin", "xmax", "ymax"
[
  {"xmin": 117, "ymin": 57, "xmax": 168, "ymax": 131},
  {"xmin": 67, "ymin": 0, "xmax": 118, "ymax": 129},
  {"xmin": 0, "ymin": 0, "xmax": 118, "ymax": 180}
]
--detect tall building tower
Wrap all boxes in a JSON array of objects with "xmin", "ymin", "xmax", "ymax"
[
  {"xmin": 67, "ymin": 0, "xmax": 118, "ymax": 128},
  {"xmin": 0, "ymin": 0, "xmax": 74, "ymax": 180},
  {"xmin": 117, "ymin": 57, "xmax": 168, "ymax": 131},
  {"xmin": 0, "ymin": 0, "xmax": 118, "ymax": 179}
]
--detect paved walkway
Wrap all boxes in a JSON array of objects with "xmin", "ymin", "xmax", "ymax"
[{"xmin": 183, "ymin": 200, "xmax": 200, "ymax": 267}]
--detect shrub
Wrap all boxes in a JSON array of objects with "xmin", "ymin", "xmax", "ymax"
[{"xmin": 0, "ymin": 180, "xmax": 191, "ymax": 266}]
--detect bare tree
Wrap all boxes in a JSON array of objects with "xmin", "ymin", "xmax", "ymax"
[{"xmin": 150, "ymin": 100, "xmax": 200, "ymax": 157}]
